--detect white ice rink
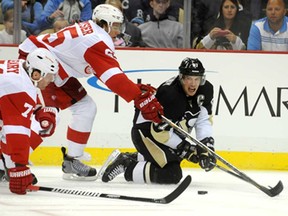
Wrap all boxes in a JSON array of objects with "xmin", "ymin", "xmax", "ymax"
[{"xmin": 0, "ymin": 166, "xmax": 287, "ymax": 216}]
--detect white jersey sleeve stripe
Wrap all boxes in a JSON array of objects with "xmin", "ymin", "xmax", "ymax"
[
  {"xmin": 99, "ymin": 67, "xmax": 122, "ymax": 83},
  {"xmin": 3, "ymin": 125, "xmax": 31, "ymax": 136}
]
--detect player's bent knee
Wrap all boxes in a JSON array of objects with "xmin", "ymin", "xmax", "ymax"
[
  {"xmin": 72, "ymin": 95, "xmax": 97, "ymax": 118},
  {"xmin": 152, "ymin": 163, "xmax": 182, "ymax": 184},
  {"xmin": 167, "ymin": 163, "xmax": 183, "ymax": 184}
]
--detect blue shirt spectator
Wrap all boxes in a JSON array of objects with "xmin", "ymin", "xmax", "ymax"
[
  {"xmin": 1, "ymin": 0, "xmax": 44, "ymax": 36},
  {"xmin": 247, "ymin": 0, "xmax": 288, "ymax": 51},
  {"xmin": 22, "ymin": 1, "xmax": 44, "ymax": 35},
  {"xmin": 1, "ymin": 0, "xmax": 14, "ymax": 14},
  {"xmin": 0, "ymin": 9, "xmax": 27, "ymax": 44},
  {"xmin": 39, "ymin": 0, "xmax": 92, "ymax": 30},
  {"xmin": 248, "ymin": 17, "xmax": 288, "ymax": 51}
]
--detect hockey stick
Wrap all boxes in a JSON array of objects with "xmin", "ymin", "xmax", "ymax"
[
  {"xmin": 161, "ymin": 115, "xmax": 283, "ymax": 197},
  {"xmin": 27, "ymin": 175, "xmax": 191, "ymax": 204},
  {"xmin": 213, "ymin": 163, "xmax": 245, "ymax": 180},
  {"xmin": 213, "ymin": 163, "xmax": 284, "ymax": 197},
  {"xmin": 212, "ymin": 162, "xmax": 255, "ymax": 184},
  {"xmin": 213, "ymin": 162, "xmax": 284, "ymax": 196}
]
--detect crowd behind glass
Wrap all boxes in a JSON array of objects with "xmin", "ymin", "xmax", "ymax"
[{"xmin": 0, "ymin": 0, "xmax": 287, "ymax": 51}]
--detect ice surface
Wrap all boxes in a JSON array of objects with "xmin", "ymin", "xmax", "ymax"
[{"xmin": 0, "ymin": 167, "xmax": 287, "ymax": 216}]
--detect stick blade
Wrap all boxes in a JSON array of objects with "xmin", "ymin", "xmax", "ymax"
[
  {"xmin": 263, "ymin": 180, "xmax": 284, "ymax": 197},
  {"xmin": 161, "ymin": 175, "xmax": 192, "ymax": 204}
]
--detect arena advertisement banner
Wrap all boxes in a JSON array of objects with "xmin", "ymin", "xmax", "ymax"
[{"xmin": 81, "ymin": 49, "xmax": 288, "ymax": 152}]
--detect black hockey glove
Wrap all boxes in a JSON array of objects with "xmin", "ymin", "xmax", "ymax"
[
  {"xmin": 176, "ymin": 139, "xmax": 199, "ymax": 163},
  {"xmin": 198, "ymin": 137, "xmax": 216, "ymax": 172}
]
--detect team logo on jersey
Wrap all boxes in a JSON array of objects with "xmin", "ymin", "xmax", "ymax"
[
  {"xmin": 105, "ymin": 48, "xmax": 117, "ymax": 59},
  {"xmin": 197, "ymin": 94, "xmax": 205, "ymax": 106},
  {"xmin": 84, "ymin": 66, "xmax": 95, "ymax": 75}
]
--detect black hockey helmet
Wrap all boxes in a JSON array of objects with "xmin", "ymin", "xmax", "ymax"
[
  {"xmin": 179, "ymin": 57, "xmax": 206, "ymax": 85},
  {"xmin": 179, "ymin": 57, "xmax": 205, "ymax": 76}
]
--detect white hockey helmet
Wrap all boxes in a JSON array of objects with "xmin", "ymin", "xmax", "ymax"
[
  {"xmin": 26, "ymin": 48, "xmax": 59, "ymax": 81},
  {"xmin": 92, "ymin": 4, "xmax": 124, "ymax": 26}
]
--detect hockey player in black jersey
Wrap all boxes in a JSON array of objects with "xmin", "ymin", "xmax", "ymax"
[{"xmin": 102, "ymin": 57, "xmax": 216, "ymax": 184}]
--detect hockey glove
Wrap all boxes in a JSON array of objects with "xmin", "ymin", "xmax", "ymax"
[
  {"xmin": 177, "ymin": 139, "xmax": 199, "ymax": 163},
  {"xmin": 198, "ymin": 137, "xmax": 216, "ymax": 172},
  {"xmin": 8, "ymin": 165, "xmax": 33, "ymax": 195},
  {"xmin": 35, "ymin": 107, "xmax": 58, "ymax": 137},
  {"xmin": 134, "ymin": 84, "xmax": 163, "ymax": 123}
]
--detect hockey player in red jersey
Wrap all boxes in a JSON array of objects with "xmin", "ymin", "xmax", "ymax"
[
  {"xmin": 0, "ymin": 48, "xmax": 59, "ymax": 194},
  {"xmin": 18, "ymin": 4, "xmax": 164, "ymax": 181},
  {"xmin": 101, "ymin": 57, "xmax": 217, "ymax": 184}
]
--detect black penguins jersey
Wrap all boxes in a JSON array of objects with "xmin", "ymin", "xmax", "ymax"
[{"xmin": 132, "ymin": 76, "xmax": 214, "ymax": 149}]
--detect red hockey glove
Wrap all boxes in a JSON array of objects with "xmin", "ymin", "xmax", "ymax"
[
  {"xmin": 134, "ymin": 84, "xmax": 164, "ymax": 123},
  {"xmin": 8, "ymin": 166, "xmax": 33, "ymax": 195},
  {"xmin": 35, "ymin": 107, "xmax": 58, "ymax": 137}
]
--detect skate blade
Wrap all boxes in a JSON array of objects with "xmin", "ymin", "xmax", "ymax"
[
  {"xmin": 62, "ymin": 173, "xmax": 97, "ymax": 181},
  {"xmin": 0, "ymin": 176, "xmax": 9, "ymax": 182},
  {"xmin": 96, "ymin": 149, "xmax": 121, "ymax": 180}
]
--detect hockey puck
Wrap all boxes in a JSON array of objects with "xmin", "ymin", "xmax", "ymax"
[{"xmin": 198, "ymin": 190, "xmax": 208, "ymax": 195}]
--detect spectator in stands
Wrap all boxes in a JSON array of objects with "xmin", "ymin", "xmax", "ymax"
[
  {"xmin": 22, "ymin": 0, "xmax": 44, "ymax": 35},
  {"xmin": 104, "ymin": 0, "xmax": 146, "ymax": 47},
  {"xmin": 238, "ymin": 0, "xmax": 253, "ymax": 21},
  {"xmin": 92, "ymin": 0, "xmax": 149, "ymax": 22},
  {"xmin": 53, "ymin": 16, "xmax": 69, "ymax": 32},
  {"xmin": 38, "ymin": 0, "xmax": 91, "ymax": 31},
  {"xmin": 100, "ymin": 0, "xmax": 181, "ymax": 23},
  {"xmin": 143, "ymin": 0, "xmax": 183, "ymax": 23},
  {"xmin": 38, "ymin": 16, "xmax": 69, "ymax": 35},
  {"xmin": 0, "ymin": 0, "xmax": 15, "ymax": 14},
  {"xmin": 38, "ymin": 0, "xmax": 49, "ymax": 7},
  {"xmin": 239, "ymin": 0, "xmax": 263, "ymax": 20},
  {"xmin": 131, "ymin": 17, "xmax": 144, "ymax": 26},
  {"xmin": 191, "ymin": 0, "xmax": 222, "ymax": 48},
  {"xmin": 90, "ymin": 0, "xmax": 102, "ymax": 10},
  {"xmin": 1, "ymin": 0, "xmax": 44, "ymax": 36},
  {"xmin": 0, "ymin": 9, "xmax": 27, "ymax": 44},
  {"xmin": 138, "ymin": 0, "xmax": 183, "ymax": 48},
  {"xmin": 0, "ymin": 0, "xmax": 16, "ymax": 24},
  {"xmin": 247, "ymin": 0, "xmax": 288, "ymax": 51},
  {"xmin": 196, "ymin": 0, "xmax": 251, "ymax": 50}
]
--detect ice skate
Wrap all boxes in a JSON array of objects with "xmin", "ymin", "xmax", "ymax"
[
  {"xmin": 0, "ymin": 169, "xmax": 7, "ymax": 182},
  {"xmin": 0, "ymin": 156, "xmax": 8, "ymax": 182},
  {"xmin": 61, "ymin": 147, "xmax": 97, "ymax": 181},
  {"xmin": 102, "ymin": 152, "xmax": 136, "ymax": 183},
  {"xmin": 96, "ymin": 149, "xmax": 121, "ymax": 180}
]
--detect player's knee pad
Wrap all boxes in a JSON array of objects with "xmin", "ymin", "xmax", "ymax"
[
  {"xmin": 69, "ymin": 95, "xmax": 97, "ymax": 131},
  {"xmin": 71, "ymin": 95, "xmax": 97, "ymax": 118},
  {"xmin": 151, "ymin": 162, "xmax": 183, "ymax": 184}
]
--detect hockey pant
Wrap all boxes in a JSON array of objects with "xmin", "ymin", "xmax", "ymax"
[
  {"xmin": 41, "ymin": 77, "xmax": 97, "ymax": 158},
  {"xmin": 126, "ymin": 127, "xmax": 183, "ymax": 184}
]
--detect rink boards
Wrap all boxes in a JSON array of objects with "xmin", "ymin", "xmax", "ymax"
[{"xmin": 0, "ymin": 46, "xmax": 287, "ymax": 170}]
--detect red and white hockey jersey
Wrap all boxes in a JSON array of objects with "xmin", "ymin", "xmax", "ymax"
[
  {"xmin": 0, "ymin": 59, "xmax": 38, "ymax": 166},
  {"xmin": 19, "ymin": 20, "xmax": 141, "ymax": 102}
]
